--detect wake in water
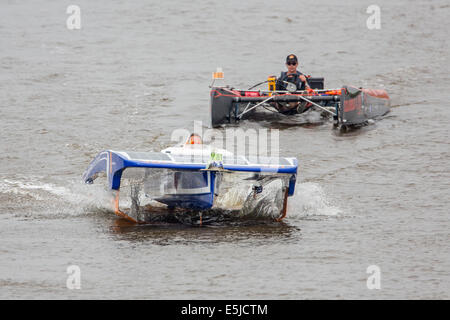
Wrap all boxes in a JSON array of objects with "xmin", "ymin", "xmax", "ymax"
[
  {"xmin": 0, "ymin": 176, "xmax": 341, "ymax": 224},
  {"xmin": 247, "ymin": 108, "xmax": 330, "ymax": 128}
]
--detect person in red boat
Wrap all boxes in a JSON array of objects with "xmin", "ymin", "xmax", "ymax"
[
  {"xmin": 276, "ymin": 54, "xmax": 311, "ymax": 92},
  {"xmin": 273, "ymin": 54, "xmax": 312, "ymax": 114}
]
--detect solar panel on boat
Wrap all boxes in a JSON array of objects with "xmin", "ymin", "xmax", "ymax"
[
  {"xmin": 125, "ymin": 152, "xmax": 172, "ymax": 161},
  {"xmin": 247, "ymin": 156, "xmax": 292, "ymax": 166},
  {"xmin": 223, "ymin": 156, "xmax": 248, "ymax": 165},
  {"xmin": 170, "ymin": 155, "xmax": 210, "ymax": 164},
  {"xmin": 123, "ymin": 152, "xmax": 293, "ymax": 167}
]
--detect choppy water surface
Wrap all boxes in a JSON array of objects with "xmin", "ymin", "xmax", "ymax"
[{"xmin": 0, "ymin": 0, "xmax": 449, "ymax": 299}]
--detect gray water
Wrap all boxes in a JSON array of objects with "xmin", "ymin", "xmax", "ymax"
[{"xmin": 0, "ymin": 0, "xmax": 449, "ymax": 299}]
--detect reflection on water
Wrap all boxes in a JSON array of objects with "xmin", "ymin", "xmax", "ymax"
[
  {"xmin": 245, "ymin": 109, "xmax": 330, "ymax": 129},
  {"xmin": 108, "ymin": 215, "xmax": 299, "ymax": 245}
]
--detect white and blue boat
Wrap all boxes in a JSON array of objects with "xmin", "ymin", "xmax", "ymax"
[{"xmin": 83, "ymin": 135, "xmax": 298, "ymax": 224}]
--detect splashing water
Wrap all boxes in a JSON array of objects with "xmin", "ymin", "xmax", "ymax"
[
  {"xmin": 0, "ymin": 176, "xmax": 113, "ymax": 217},
  {"xmin": 0, "ymin": 176, "xmax": 340, "ymax": 223},
  {"xmin": 286, "ymin": 182, "xmax": 342, "ymax": 219}
]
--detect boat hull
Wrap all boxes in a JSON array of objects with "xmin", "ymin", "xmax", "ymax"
[
  {"xmin": 339, "ymin": 86, "xmax": 390, "ymax": 126},
  {"xmin": 154, "ymin": 171, "xmax": 216, "ymax": 209},
  {"xmin": 210, "ymin": 85, "xmax": 390, "ymax": 128},
  {"xmin": 154, "ymin": 193, "xmax": 214, "ymax": 209},
  {"xmin": 83, "ymin": 149, "xmax": 298, "ymax": 224}
]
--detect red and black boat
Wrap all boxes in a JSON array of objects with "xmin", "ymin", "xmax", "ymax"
[{"xmin": 210, "ymin": 76, "xmax": 390, "ymax": 129}]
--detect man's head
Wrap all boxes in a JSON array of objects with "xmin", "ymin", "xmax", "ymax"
[{"xmin": 285, "ymin": 54, "xmax": 298, "ymax": 73}]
